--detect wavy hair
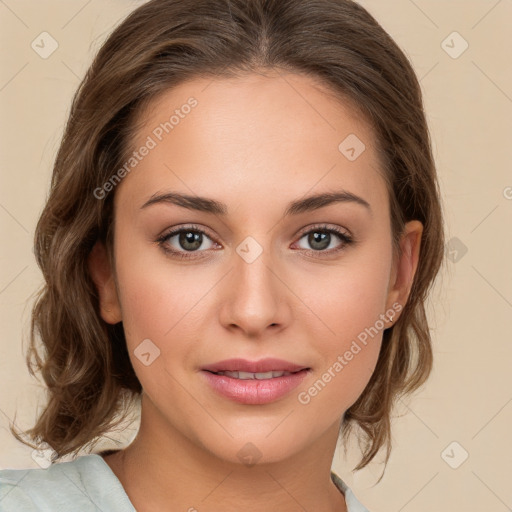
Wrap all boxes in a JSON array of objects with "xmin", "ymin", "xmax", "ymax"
[{"xmin": 11, "ymin": 0, "xmax": 445, "ymax": 473}]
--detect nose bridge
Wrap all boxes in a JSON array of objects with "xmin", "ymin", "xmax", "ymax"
[
  {"xmin": 235, "ymin": 233, "xmax": 279, "ymax": 305},
  {"xmin": 221, "ymin": 233, "xmax": 286, "ymax": 334}
]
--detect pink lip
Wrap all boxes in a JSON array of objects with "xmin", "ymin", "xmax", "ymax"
[
  {"xmin": 201, "ymin": 369, "xmax": 310, "ymax": 405},
  {"xmin": 201, "ymin": 358, "xmax": 309, "ymax": 373},
  {"xmin": 200, "ymin": 358, "xmax": 311, "ymax": 405}
]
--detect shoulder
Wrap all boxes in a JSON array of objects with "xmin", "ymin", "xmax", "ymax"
[
  {"xmin": 0, "ymin": 454, "xmax": 135, "ymax": 512},
  {"xmin": 331, "ymin": 471, "xmax": 371, "ymax": 512}
]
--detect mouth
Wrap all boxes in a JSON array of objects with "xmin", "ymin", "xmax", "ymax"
[
  {"xmin": 204, "ymin": 369, "xmax": 306, "ymax": 380},
  {"xmin": 201, "ymin": 357, "xmax": 310, "ymax": 375},
  {"xmin": 200, "ymin": 358, "xmax": 311, "ymax": 405}
]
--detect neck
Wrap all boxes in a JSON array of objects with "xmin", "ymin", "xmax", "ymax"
[{"xmin": 103, "ymin": 394, "xmax": 347, "ymax": 512}]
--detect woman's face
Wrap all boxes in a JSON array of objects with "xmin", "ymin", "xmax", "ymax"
[{"xmin": 91, "ymin": 71, "xmax": 421, "ymax": 465}]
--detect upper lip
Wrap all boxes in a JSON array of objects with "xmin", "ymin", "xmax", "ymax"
[{"xmin": 201, "ymin": 358, "xmax": 309, "ymax": 373}]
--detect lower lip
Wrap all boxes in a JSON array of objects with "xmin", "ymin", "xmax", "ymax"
[{"xmin": 201, "ymin": 369, "xmax": 310, "ymax": 405}]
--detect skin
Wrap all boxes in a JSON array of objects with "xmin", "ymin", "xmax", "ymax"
[{"xmin": 88, "ymin": 70, "xmax": 422, "ymax": 512}]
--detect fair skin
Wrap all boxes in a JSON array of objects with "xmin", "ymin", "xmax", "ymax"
[{"xmin": 88, "ymin": 70, "xmax": 422, "ymax": 512}]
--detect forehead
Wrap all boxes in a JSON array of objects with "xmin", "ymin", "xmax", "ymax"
[{"xmin": 116, "ymin": 71, "xmax": 387, "ymax": 214}]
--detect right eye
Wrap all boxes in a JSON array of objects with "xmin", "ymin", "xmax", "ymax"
[{"xmin": 156, "ymin": 224, "xmax": 220, "ymax": 259}]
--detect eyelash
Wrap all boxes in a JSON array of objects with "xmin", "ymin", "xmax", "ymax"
[{"xmin": 156, "ymin": 223, "xmax": 354, "ymax": 260}]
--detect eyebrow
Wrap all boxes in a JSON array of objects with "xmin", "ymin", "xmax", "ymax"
[{"xmin": 140, "ymin": 190, "xmax": 372, "ymax": 216}]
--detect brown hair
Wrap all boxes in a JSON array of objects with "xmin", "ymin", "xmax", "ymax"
[{"xmin": 11, "ymin": 0, "xmax": 445, "ymax": 473}]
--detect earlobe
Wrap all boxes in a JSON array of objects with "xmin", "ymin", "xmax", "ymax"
[
  {"xmin": 385, "ymin": 220, "xmax": 423, "ymax": 323},
  {"xmin": 87, "ymin": 241, "xmax": 122, "ymax": 324}
]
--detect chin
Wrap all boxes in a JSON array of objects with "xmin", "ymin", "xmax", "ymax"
[{"xmin": 195, "ymin": 425, "xmax": 320, "ymax": 468}]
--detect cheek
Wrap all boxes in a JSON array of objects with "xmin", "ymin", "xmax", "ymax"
[
  {"xmin": 113, "ymin": 255, "xmax": 215, "ymax": 403},
  {"xmin": 297, "ymin": 248, "xmax": 392, "ymax": 408},
  {"xmin": 115, "ymin": 253, "xmax": 212, "ymax": 346},
  {"xmin": 297, "ymin": 243, "xmax": 391, "ymax": 342},
  {"xmin": 336, "ymin": 260, "xmax": 390, "ymax": 340}
]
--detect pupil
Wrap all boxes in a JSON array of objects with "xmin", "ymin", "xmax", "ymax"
[
  {"xmin": 309, "ymin": 231, "xmax": 329, "ymax": 250},
  {"xmin": 180, "ymin": 231, "xmax": 202, "ymax": 251}
]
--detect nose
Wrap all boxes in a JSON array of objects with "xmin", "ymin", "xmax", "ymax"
[{"xmin": 218, "ymin": 241, "xmax": 291, "ymax": 338}]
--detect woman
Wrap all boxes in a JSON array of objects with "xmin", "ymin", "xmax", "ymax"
[{"xmin": 0, "ymin": 0, "xmax": 445, "ymax": 510}]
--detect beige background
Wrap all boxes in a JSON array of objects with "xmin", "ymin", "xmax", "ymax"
[{"xmin": 1, "ymin": 1, "xmax": 511, "ymax": 511}]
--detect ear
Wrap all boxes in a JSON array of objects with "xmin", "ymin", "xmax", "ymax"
[
  {"xmin": 88, "ymin": 241, "xmax": 122, "ymax": 324},
  {"xmin": 385, "ymin": 220, "xmax": 423, "ymax": 323}
]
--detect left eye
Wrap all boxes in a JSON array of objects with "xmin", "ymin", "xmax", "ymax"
[{"xmin": 294, "ymin": 226, "xmax": 353, "ymax": 253}]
